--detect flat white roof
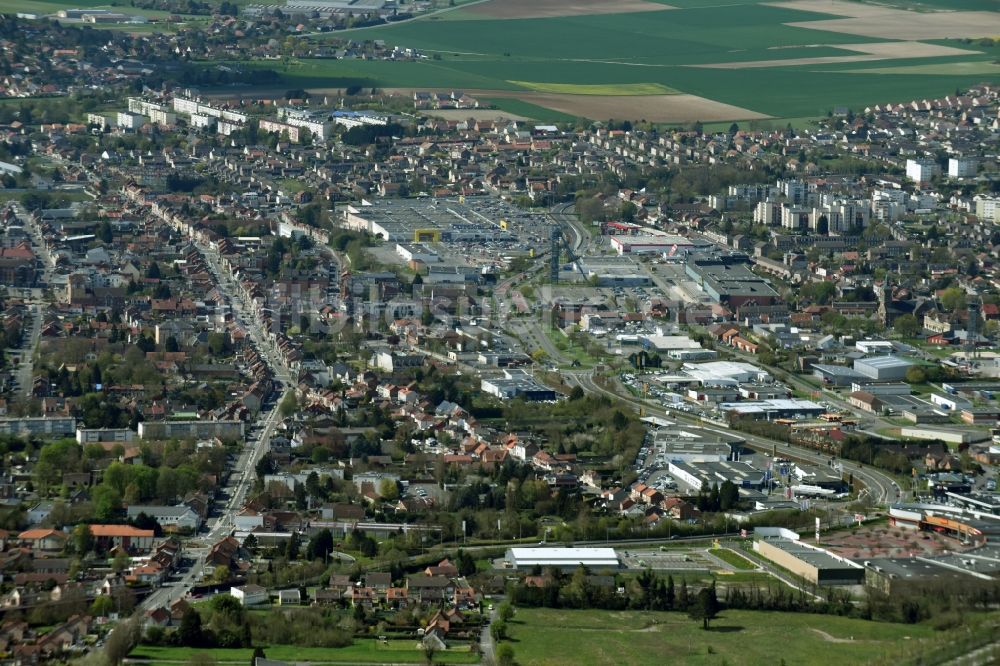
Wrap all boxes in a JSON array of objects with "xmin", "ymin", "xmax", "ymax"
[{"xmin": 508, "ymin": 547, "xmax": 619, "ymax": 563}]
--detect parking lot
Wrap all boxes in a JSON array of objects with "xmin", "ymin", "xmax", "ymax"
[{"xmin": 618, "ymin": 547, "xmax": 713, "ymax": 572}]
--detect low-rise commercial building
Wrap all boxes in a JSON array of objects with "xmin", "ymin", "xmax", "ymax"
[
  {"xmin": 505, "ymin": 547, "xmax": 620, "ymax": 571},
  {"xmin": 754, "ymin": 538, "xmax": 865, "ymax": 585}
]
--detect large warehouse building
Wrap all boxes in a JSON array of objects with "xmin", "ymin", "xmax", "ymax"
[
  {"xmin": 854, "ymin": 355, "xmax": 913, "ymax": 382},
  {"xmin": 505, "ymin": 547, "xmax": 620, "ymax": 572},
  {"xmin": 754, "ymin": 538, "xmax": 865, "ymax": 586}
]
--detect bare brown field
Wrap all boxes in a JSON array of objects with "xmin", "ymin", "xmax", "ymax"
[
  {"xmin": 839, "ymin": 41, "xmax": 982, "ymax": 58},
  {"xmin": 425, "ymin": 109, "xmax": 529, "ymax": 121},
  {"xmin": 694, "ymin": 40, "xmax": 982, "ymax": 69},
  {"xmin": 767, "ymin": 0, "xmax": 1000, "ymax": 40},
  {"xmin": 464, "ymin": 0, "xmax": 673, "ymax": 19},
  {"xmin": 789, "ymin": 14, "xmax": 1000, "ymax": 40},
  {"xmin": 489, "ymin": 91, "xmax": 770, "ymax": 122},
  {"xmin": 767, "ymin": 0, "xmax": 914, "ymax": 19},
  {"xmin": 692, "ymin": 54, "xmax": 886, "ymax": 69},
  {"xmin": 381, "ymin": 88, "xmax": 767, "ymax": 121}
]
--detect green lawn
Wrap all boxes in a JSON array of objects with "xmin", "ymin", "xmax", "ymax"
[
  {"xmin": 504, "ymin": 608, "xmax": 942, "ymax": 666},
  {"xmin": 709, "ymin": 548, "xmax": 758, "ymax": 571},
  {"xmin": 131, "ymin": 641, "xmax": 478, "ymax": 664}
]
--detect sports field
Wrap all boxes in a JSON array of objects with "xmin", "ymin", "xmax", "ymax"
[
  {"xmin": 504, "ymin": 608, "xmax": 941, "ymax": 666},
  {"xmin": 287, "ymin": 0, "xmax": 1000, "ymax": 123}
]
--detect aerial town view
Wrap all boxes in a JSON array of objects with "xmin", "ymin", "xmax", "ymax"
[{"xmin": 0, "ymin": 0, "xmax": 999, "ymax": 664}]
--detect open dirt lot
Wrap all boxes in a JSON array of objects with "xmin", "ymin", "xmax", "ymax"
[{"xmin": 464, "ymin": 0, "xmax": 673, "ymax": 19}]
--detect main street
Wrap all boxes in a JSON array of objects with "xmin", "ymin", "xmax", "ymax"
[
  {"xmin": 138, "ymin": 236, "xmax": 295, "ymax": 613},
  {"xmin": 4, "ymin": 204, "xmax": 55, "ymax": 399}
]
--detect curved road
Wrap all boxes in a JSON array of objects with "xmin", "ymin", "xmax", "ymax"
[{"xmin": 569, "ymin": 371, "xmax": 901, "ymax": 506}]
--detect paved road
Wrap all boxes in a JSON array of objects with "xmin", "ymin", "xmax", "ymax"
[
  {"xmin": 549, "ymin": 202, "xmax": 587, "ymax": 256},
  {"xmin": 569, "ymin": 371, "xmax": 900, "ymax": 506},
  {"xmin": 138, "ymin": 238, "xmax": 295, "ymax": 613},
  {"xmin": 10, "ymin": 303, "xmax": 42, "ymax": 398},
  {"xmin": 479, "ymin": 604, "xmax": 497, "ymax": 664}
]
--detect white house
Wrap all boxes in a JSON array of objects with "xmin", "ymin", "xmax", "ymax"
[
  {"xmin": 126, "ymin": 505, "xmax": 202, "ymax": 531},
  {"xmin": 230, "ymin": 584, "xmax": 268, "ymax": 606}
]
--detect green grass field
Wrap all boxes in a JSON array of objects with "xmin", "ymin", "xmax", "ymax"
[
  {"xmin": 131, "ymin": 641, "xmax": 478, "ymax": 665},
  {"xmin": 709, "ymin": 548, "xmax": 758, "ymax": 570},
  {"xmin": 504, "ymin": 608, "xmax": 940, "ymax": 666},
  {"xmin": 274, "ymin": 0, "xmax": 1000, "ymax": 123},
  {"xmin": 479, "ymin": 97, "xmax": 577, "ymax": 122}
]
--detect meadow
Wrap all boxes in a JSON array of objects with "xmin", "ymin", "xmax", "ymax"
[{"xmin": 503, "ymin": 607, "xmax": 943, "ymax": 666}]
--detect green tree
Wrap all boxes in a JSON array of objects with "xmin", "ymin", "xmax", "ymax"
[
  {"xmin": 178, "ymin": 607, "xmax": 205, "ymax": 647},
  {"xmin": 90, "ymin": 595, "xmax": 114, "ymax": 617},
  {"xmin": 279, "ymin": 392, "xmax": 298, "ymax": 418},
  {"xmin": 73, "ymin": 524, "xmax": 94, "ymax": 556},
  {"xmin": 378, "ymin": 478, "xmax": 399, "ymax": 501},
  {"xmin": 719, "ymin": 480, "xmax": 739, "ymax": 511},
  {"xmin": 307, "ymin": 528, "xmax": 334, "ymax": 561},
  {"xmin": 104, "ymin": 617, "xmax": 142, "ymax": 665},
  {"xmin": 905, "ymin": 366, "xmax": 927, "ymax": 384},
  {"xmin": 940, "ymin": 287, "xmax": 966, "ymax": 312},
  {"xmin": 688, "ymin": 584, "xmax": 720, "ymax": 630},
  {"xmin": 490, "ymin": 619, "xmax": 507, "ymax": 641},
  {"xmin": 112, "ymin": 550, "xmax": 130, "ymax": 573},
  {"xmin": 893, "ymin": 313, "xmax": 920, "ymax": 338},
  {"xmin": 496, "ymin": 643, "xmax": 515, "ymax": 666}
]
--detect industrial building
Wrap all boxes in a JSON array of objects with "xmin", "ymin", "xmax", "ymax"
[
  {"xmin": 396, "ymin": 243, "xmax": 440, "ymax": 264},
  {"xmin": 505, "ymin": 547, "xmax": 620, "ymax": 571},
  {"xmin": 650, "ymin": 425, "xmax": 743, "ymax": 463},
  {"xmin": 681, "ymin": 360, "xmax": 771, "ymax": 386},
  {"xmin": 862, "ymin": 555, "xmax": 998, "ymax": 595},
  {"xmin": 667, "ymin": 460, "xmax": 766, "ymax": 491},
  {"xmin": 481, "ymin": 370, "xmax": 557, "ymax": 402},
  {"xmin": 575, "ymin": 255, "xmax": 651, "ymax": 286},
  {"xmin": 719, "ymin": 399, "xmax": 824, "ymax": 421},
  {"xmin": 610, "ymin": 234, "xmax": 693, "ymax": 255},
  {"xmin": 754, "ymin": 538, "xmax": 865, "ymax": 586},
  {"xmin": 854, "ymin": 355, "xmax": 914, "ymax": 382},
  {"xmin": 685, "ymin": 254, "xmax": 779, "ymax": 307},
  {"xmin": 812, "ymin": 363, "xmax": 867, "ymax": 387},
  {"xmin": 342, "ymin": 197, "xmax": 538, "ymax": 243}
]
